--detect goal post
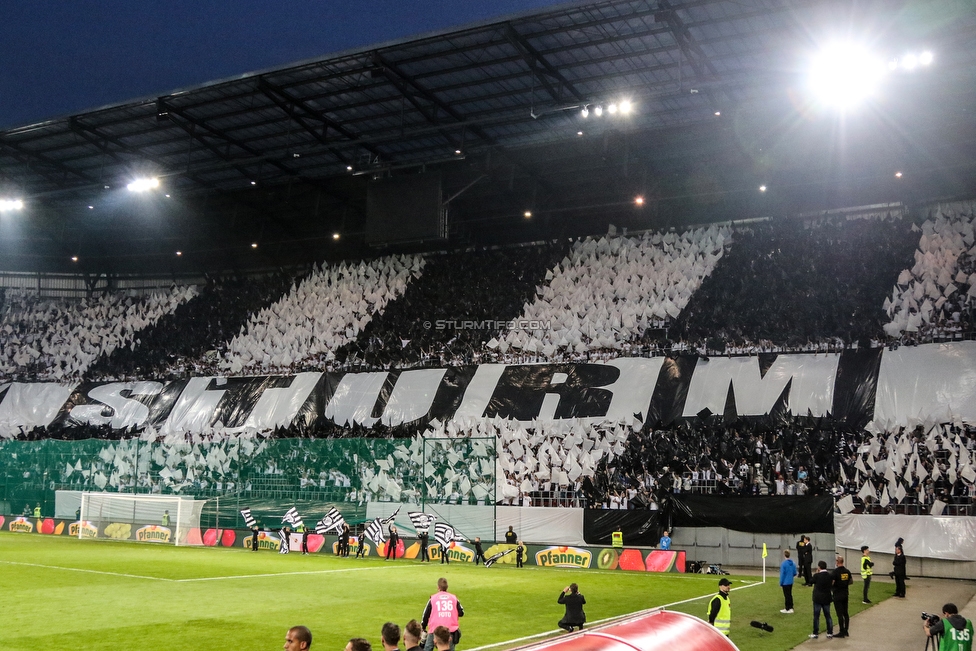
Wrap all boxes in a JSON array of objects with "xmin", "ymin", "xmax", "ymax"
[{"xmin": 78, "ymin": 492, "xmax": 206, "ymax": 546}]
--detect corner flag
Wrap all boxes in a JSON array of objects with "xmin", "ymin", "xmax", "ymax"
[{"xmin": 762, "ymin": 543, "xmax": 768, "ymax": 558}]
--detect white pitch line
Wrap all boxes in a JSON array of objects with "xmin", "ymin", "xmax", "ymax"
[
  {"xmin": 0, "ymin": 560, "xmax": 172, "ymax": 582},
  {"xmin": 464, "ymin": 579, "xmax": 764, "ymax": 651},
  {"xmin": 174, "ymin": 563, "xmax": 420, "ymax": 583}
]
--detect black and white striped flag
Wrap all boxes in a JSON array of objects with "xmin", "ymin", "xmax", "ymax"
[
  {"xmin": 278, "ymin": 528, "xmax": 290, "ymax": 554},
  {"xmin": 408, "ymin": 511, "xmax": 436, "ymax": 533},
  {"xmin": 240, "ymin": 508, "xmax": 256, "ymax": 528},
  {"xmin": 282, "ymin": 507, "xmax": 304, "ymax": 529},
  {"xmin": 381, "ymin": 505, "xmax": 401, "ymax": 526},
  {"xmin": 316, "ymin": 507, "xmax": 345, "ymax": 535},
  {"xmin": 484, "ymin": 548, "xmax": 516, "ymax": 567},
  {"xmin": 433, "ymin": 521, "xmax": 464, "ymax": 549},
  {"xmin": 363, "ymin": 518, "xmax": 387, "ymax": 546}
]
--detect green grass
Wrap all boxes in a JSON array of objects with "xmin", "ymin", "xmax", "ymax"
[{"xmin": 0, "ymin": 533, "xmax": 890, "ymax": 651}]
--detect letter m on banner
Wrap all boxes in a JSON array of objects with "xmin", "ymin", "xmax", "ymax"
[{"xmin": 682, "ymin": 354, "xmax": 839, "ymax": 418}]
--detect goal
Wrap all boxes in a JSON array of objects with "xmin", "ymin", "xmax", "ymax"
[{"xmin": 78, "ymin": 492, "xmax": 206, "ymax": 546}]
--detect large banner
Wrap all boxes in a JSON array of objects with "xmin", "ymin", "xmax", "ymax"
[{"xmin": 3, "ymin": 343, "xmax": 976, "ymax": 436}]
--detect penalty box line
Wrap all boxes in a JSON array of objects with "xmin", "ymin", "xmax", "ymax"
[
  {"xmin": 0, "ymin": 559, "xmax": 418, "ymax": 583},
  {"xmin": 464, "ymin": 579, "xmax": 764, "ymax": 651}
]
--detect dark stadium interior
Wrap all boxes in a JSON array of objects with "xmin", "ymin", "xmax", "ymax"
[{"xmin": 1, "ymin": 0, "xmax": 976, "ymax": 276}]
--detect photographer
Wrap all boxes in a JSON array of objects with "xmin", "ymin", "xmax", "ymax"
[{"xmin": 924, "ymin": 604, "xmax": 973, "ymax": 651}]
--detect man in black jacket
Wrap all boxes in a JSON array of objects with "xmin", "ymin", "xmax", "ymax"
[
  {"xmin": 832, "ymin": 555, "xmax": 853, "ymax": 638},
  {"xmin": 796, "ymin": 535, "xmax": 814, "ymax": 586},
  {"xmin": 810, "ymin": 560, "xmax": 834, "ymax": 639},
  {"xmin": 557, "ymin": 584, "xmax": 586, "ymax": 632},
  {"xmin": 892, "ymin": 538, "xmax": 907, "ymax": 598},
  {"xmin": 473, "ymin": 537, "xmax": 486, "ymax": 565}
]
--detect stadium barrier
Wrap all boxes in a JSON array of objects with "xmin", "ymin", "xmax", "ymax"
[{"xmin": 0, "ymin": 514, "xmax": 684, "ymax": 572}]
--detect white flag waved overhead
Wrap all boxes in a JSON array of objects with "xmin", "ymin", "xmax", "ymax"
[
  {"xmin": 316, "ymin": 507, "xmax": 345, "ymax": 535},
  {"xmin": 363, "ymin": 518, "xmax": 387, "ymax": 546},
  {"xmin": 434, "ymin": 521, "xmax": 465, "ymax": 549},
  {"xmin": 408, "ymin": 512, "xmax": 436, "ymax": 533},
  {"xmin": 381, "ymin": 505, "xmax": 401, "ymax": 526},
  {"xmin": 240, "ymin": 508, "xmax": 257, "ymax": 528},
  {"xmin": 283, "ymin": 507, "xmax": 304, "ymax": 530}
]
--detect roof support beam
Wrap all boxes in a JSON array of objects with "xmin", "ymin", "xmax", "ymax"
[
  {"xmin": 257, "ymin": 77, "xmax": 383, "ymax": 162},
  {"xmin": 504, "ymin": 23, "xmax": 586, "ymax": 104},
  {"xmin": 654, "ymin": 0, "xmax": 720, "ymax": 82}
]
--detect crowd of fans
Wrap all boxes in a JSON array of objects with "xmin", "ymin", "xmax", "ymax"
[
  {"xmin": 85, "ymin": 272, "xmax": 298, "ymax": 381},
  {"xmin": 0, "ymin": 285, "xmax": 196, "ymax": 382},
  {"xmin": 884, "ymin": 201, "xmax": 976, "ymax": 343},
  {"xmin": 2, "ymin": 209, "xmax": 976, "ymax": 512}
]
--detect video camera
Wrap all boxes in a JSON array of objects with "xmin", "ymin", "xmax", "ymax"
[{"xmin": 921, "ymin": 612, "xmax": 941, "ymax": 626}]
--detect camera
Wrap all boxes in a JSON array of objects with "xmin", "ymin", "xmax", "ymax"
[{"xmin": 921, "ymin": 612, "xmax": 940, "ymax": 625}]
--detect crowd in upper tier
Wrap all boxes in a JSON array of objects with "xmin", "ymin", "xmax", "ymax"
[{"xmin": 2, "ymin": 204, "xmax": 976, "ymax": 511}]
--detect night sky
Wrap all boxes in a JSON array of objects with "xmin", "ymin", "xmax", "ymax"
[{"xmin": 0, "ymin": 0, "xmax": 570, "ymax": 130}]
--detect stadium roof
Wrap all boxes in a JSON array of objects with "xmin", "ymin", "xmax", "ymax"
[{"xmin": 2, "ymin": 0, "xmax": 976, "ymax": 275}]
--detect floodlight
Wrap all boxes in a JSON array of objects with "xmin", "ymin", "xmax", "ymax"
[
  {"xmin": 895, "ymin": 171, "xmax": 903, "ymax": 178},
  {"xmin": 619, "ymin": 100, "xmax": 632, "ymax": 114},
  {"xmin": 577, "ymin": 131, "xmax": 583, "ymax": 136},
  {"xmin": 71, "ymin": 256, "xmax": 78, "ymax": 262},
  {"xmin": 0, "ymin": 198, "xmax": 24, "ymax": 211},
  {"xmin": 608, "ymin": 103, "xmax": 618, "ymax": 114},
  {"xmin": 250, "ymin": 181, "xmax": 256, "ymax": 186},
  {"xmin": 594, "ymin": 106, "xmax": 603, "ymax": 117},
  {"xmin": 524, "ymin": 210, "xmax": 532, "ymax": 218},
  {"xmin": 346, "ymin": 165, "xmax": 353, "ymax": 171},
  {"xmin": 176, "ymin": 251, "xmax": 182, "ymax": 256},
  {"xmin": 715, "ymin": 111, "xmax": 721, "ymax": 116},
  {"xmin": 920, "ymin": 51, "xmax": 934, "ymax": 65},
  {"xmin": 759, "ymin": 185, "xmax": 767, "ymax": 193},
  {"xmin": 332, "ymin": 233, "xmax": 340, "ymax": 240},
  {"xmin": 126, "ymin": 177, "xmax": 160, "ymax": 192},
  {"xmin": 901, "ymin": 53, "xmax": 918, "ymax": 70},
  {"xmin": 808, "ymin": 43, "xmax": 885, "ymax": 109},
  {"xmin": 634, "ymin": 196, "xmax": 645, "ymax": 206},
  {"xmin": 581, "ymin": 106, "xmax": 589, "ymax": 118},
  {"xmin": 251, "ymin": 243, "xmax": 258, "ymax": 249}
]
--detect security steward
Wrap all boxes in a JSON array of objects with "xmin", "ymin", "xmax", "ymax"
[
  {"xmin": 707, "ymin": 578, "xmax": 732, "ymax": 636},
  {"xmin": 860, "ymin": 545, "xmax": 874, "ymax": 604},
  {"xmin": 924, "ymin": 603, "xmax": 974, "ymax": 651},
  {"xmin": 832, "ymin": 555, "xmax": 854, "ymax": 638}
]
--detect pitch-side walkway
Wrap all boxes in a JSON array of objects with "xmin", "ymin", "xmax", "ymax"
[{"xmin": 794, "ymin": 576, "xmax": 976, "ymax": 651}]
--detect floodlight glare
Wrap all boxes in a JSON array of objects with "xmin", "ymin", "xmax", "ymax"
[
  {"xmin": 759, "ymin": 185, "xmax": 768, "ymax": 193},
  {"xmin": 0, "ymin": 198, "xmax": 24, "ymax": 211},
  {"xmin": 594, "ymin": 106, "xmax": 603, "ymax": 117},
  {"xmin": 608, "ymin": 103, "xmax": 618, "ymax": 114},
  {"xmin": 901, "ymin": 53, "xmax": 918, "ymax": 70},
  {"xmin": 126, "ymin": 177, "xmax": 160, "ymax": 192},
  {"xmin": 71, "ymin": 256, "xmax": 78, "ymax": 262},
  {"xmin": 634, "ymin": 196, "xmax": 645, "ymax": 206},
  {"xmin": 619, "ymin": 100, "xmax": 632, "ymax": 114},
  {"xmin": 332, "ymin": 233, "xmax": 340, "ymax": 240},
  {"xmin": 524, "ymin": 210, "xmax": 532, "ymax": 218},
  {"xmin": 581, "ymin": 106, "xmax": 589, "ymax": 118},
  {"xmin": 920, "ymin": 51, "xmax": 934, "ymax": 65},
  {"xmin": 808, "ymin": 43, "xmax": 885, "ymax": 109}
]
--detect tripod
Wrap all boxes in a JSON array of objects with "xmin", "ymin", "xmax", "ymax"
[{"xmin": 925, "ymin": 632, "xmax": 940, "ymax": 651}]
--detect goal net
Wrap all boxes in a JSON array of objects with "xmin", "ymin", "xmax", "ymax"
[{"xmin": 78, "ymin": 492, "xmax": 206, "ymax": 546}]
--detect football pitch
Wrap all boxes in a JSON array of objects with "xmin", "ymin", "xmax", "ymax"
[{"xmin": 0, "ymin": 533, "xmax": 885, "ymax": 651}]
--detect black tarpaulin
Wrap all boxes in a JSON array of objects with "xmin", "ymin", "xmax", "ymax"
[
  {"xmin": 669, "ymin": 495, "xmax": 834, "ymax": 533},
  {"xmin": 583, "ymin": 509, "xmax": 662, "ymax": 546}
]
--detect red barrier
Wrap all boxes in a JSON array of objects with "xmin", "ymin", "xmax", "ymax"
[{"xmin": 513, "ymin": 609, "xmax": 738, "ymax": 651}]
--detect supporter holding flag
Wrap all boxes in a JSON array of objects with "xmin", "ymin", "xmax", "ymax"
[{"xmin": 316, "ymin": 507, "xmax": 345, "ymax": 535}]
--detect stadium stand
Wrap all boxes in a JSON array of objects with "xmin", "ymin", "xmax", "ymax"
[
  {"xmin": 884, "ymin": 201, "xmax": 976, "ymax": 343},
  {"xmin": 0, "ymin": 285, "xmax": 196, "ymax": 382},
  {"xmin": 333, "ymin": 242, "xmax": 568, "ymax": 369},
  {"xmin": 220, "ymin": 255, "xmax": 423, "ymax": 375},
  {"xmin": 85, "ymin": 272, "xmax": 297, "ymax": 381}
]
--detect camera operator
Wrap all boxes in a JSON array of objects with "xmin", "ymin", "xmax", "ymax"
[{"xmin": 924, "ymin": 603, "xmax": 974, "ymax": 651}]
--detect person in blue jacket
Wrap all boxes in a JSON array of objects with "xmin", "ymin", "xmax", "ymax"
[
  {"xmin": 780, "ymin": 549, "xmax": 799, "ymax": 613},
  {"xmin": 659, "ymin": 530, "xmax": 672, "ymax": 550}
]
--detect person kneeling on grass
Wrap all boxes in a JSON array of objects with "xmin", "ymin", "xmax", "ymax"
[{"xmin": 558, "ymin": 583, "xmax": 586, "ymax": 632}]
